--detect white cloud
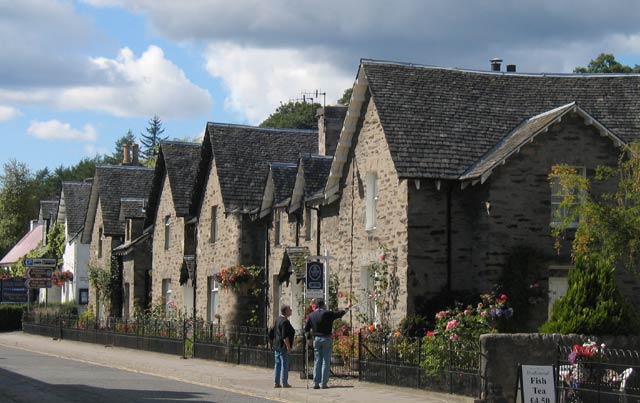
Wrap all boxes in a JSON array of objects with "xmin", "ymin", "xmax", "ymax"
[
  {"xmin": 56, "ymin": 46, "xmax": 212, "ymax": 119},
  {"xmin": 27, "ymin": 120, "xmax": 98, "ymax": 141},
  {"xmin": 205, "ymin": 43, "xmax": 353, "ymax": 124},
  {"xmin": 0, "ymin": 106, "xmax": 21, "ymax": 121}
]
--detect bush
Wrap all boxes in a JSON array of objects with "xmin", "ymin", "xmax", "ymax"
[
  {"xmin": 32, "ymin": 302, "xmax": 78, "ymax": 317},
  {"xmin": 540, "ymin": 256, "xmax": 640, "ymax": 335},
  {"xmin": 420, "ymin": 293, "xmax": 512, "ymax": 375},
  {"xmin": 0, "ymin": 304, "xmax": 26, "ymax": 331}
]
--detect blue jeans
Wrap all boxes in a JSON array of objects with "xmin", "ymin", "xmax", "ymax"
[
  {"xmin": 274, "ymin": 350, "xmax": 290, "ymax": 385},
  {"xmin": 313, "ymin": 336, "xmax": 333, "ymax": 386}
]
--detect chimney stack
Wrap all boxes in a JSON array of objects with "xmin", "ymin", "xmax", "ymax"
[
  {"xmin": 123, "ymin": 143, "xmax": 131, "ymax": 165},
  {"xmin": 317, "ymin": 105, "xmax": 347, "ymax": 156},
  {"xmin": 490, "ymin": 58, "xmax": 503, "ymax": 72},
  {"xmin": 506, "ymin": 64, "xmax": 517, "ymax": 73},
  {"xmin": 132, "ymin": 143, "xmax": 139, "ymax": 165}
]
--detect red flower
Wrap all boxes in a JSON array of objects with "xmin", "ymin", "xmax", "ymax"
[
  {"xmin": 380, "ymin": 254, "xmax": 386, "ymax": 261},
  {"xmin": 368, "ymin": 324, "xmax": 375, "ymax": 332},
  {"xmin": 426, "ymin": 331, "xmax": 435, "ymax": 337},
  {"xmin": 500, "ymin": 294, "xmax": 507, "ymax": 301}
]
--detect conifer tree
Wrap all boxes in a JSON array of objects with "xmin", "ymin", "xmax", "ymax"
[{"xmin": 140, "ymin": 115, "xmax": 167, "ymax": 161}]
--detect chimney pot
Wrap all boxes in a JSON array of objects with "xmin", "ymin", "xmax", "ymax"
[
  {"xmin": 490, "ymin": 58, "xmax": 503, "ymax": 72},
  {"xmin": 132, "ymin": 143, "xmax": 139, "ymax": 165},
  {"xmin": 506, "ymin": 64, "xmax": 516, "ymax": 72},
  {"xmin": 123, "ymin": 143, "xmax": 131, "ymax": 165}
]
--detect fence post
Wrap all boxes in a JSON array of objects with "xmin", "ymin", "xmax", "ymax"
[
  {"xmin": 449, "ymin": 339, "xmax": 453, "ymax": 395},
  {"xmin": 358, "ymin": 331, "xmax": 362, "ymax": 381},
  {"xmin": 182, "ymin": 319, "xmax": 187, "ymax": 359},
  {"xmin": 417, "ymin": 337, "xmax": 422, "ymax": 389},
  {"xmin": 384, "ymin": 334, "xmax": 388, "ymax": 385}
]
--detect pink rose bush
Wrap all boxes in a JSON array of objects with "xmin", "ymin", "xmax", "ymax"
[{"xmin": 421, "ymin": 293, "xmax": 513, "ymax": 376}]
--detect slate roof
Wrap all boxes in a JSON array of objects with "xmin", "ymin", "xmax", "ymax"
[
  {"xmin": 39, "ymin": 200, "xmax": 59, "ymax": 222},
  {"xmin": 57, "ymin": 182, "xmax": 92, "ymax": 237},
  {"xmin": 196, "ymin": 123, "xmax": 318, "ymax": 213},
  {"xmin": 301, "ymin": 154, "xmax": 333, "ymax": 199},
  {"xmin": 361, "ymin": 60, "xmax": 640, "ymax": 179},
  {"xmin": 145, "ymin": 141, "xmax": 201, "ymax": 226},
  {"xmin": 82, "ymin": 165, "xmax": 154, "ymax": 242},
  {"xmin": 271, "ymin": 163, "xmax": 298, "ymax": 205},
  {"xmin": 0, "ymin": 224, "xmax": 43, "ymax": 265},
  {"xmin": 119, "ymin": 198, "xmax": 147, "ymax": 220},
  {"xmin": 460, "ymin": 102, "xmax": 624, "ymax": 181}
]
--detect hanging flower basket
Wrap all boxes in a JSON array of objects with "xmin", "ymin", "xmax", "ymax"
[
  {"xmin": 52, "ymin": 270, "xmax": 73, "ymax": 287},
  {"xmin": 212, "ymin": 265, "xmax": 263, "ymax": 292}
]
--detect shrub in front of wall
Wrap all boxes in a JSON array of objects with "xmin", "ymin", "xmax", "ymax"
[
  {"xmin": 0, "ymin": 304, "xmax": 26, "ymax": 331},
  {"xmin": 540, "ymin": 256, "xmax": 640, "ymax": 335}
]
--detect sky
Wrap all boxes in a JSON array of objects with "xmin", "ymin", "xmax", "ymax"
[{"xmin": 1, "ymin": 0, "xmax": 639, "ymax": 172}]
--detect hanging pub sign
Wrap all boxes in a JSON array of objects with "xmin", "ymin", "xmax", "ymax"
[{"xmin": 305, "ymin": 261, "xmax": 324, "ymax": 299}]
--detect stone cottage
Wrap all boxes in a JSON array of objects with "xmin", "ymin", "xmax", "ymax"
[
  {"xmin": 82, "ymin": 164, "xmax": 154, "ymax": 319},
  {"xmin": 142, "ymin": 141, "xmax": 201, "ymax": 317},
  {"xmin": 260, "ymin": 153, "xmax": 334, "ymax": 330},
  {"xmin": 191, "ymin": 123, "xmax": 317, "ymax": 327},
  {"xmin": 112, "ymin": 197, "xmax": 151, "ymax": 318},
  {"xmin": 56, "ymin": 181, "xmax": 92, "ymax": 306},
  {"xmin": 319, "ymin": 59, "xmax": 640, "ymax": 329}
]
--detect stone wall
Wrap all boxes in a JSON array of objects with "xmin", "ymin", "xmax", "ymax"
[
  {"xmin": 481, "ymin": 333, "xmax": 640, "ymax": 403},
  {"xmin": 151, "ymin": 175, "xmax": 189, "ymax": 314},
  {"xmin": 321, "ymin": 96, "xmax": 409, "ymax": 327},
  {"xmin": 87, "ymin": 201, "xmax": 117, "ymax": 319},
  {"xmin": 407, "ymin": 113, "xmax": 624, "ymax": 326},
  {"xmin": 195, "ymin": 163, "xmax": 263, "ymax": 326}
]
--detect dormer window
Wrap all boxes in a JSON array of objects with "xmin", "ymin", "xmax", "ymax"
[{"xmin": 365, "ymin": 172, "xmax": 378, "ymax": 230}]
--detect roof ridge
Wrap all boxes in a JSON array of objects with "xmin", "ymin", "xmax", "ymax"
[
  {"xmin": 207, "ymin": 121, "xmax": 318, "ymax": 134},
  {"xmin": 361, "ymin": 58, "xmax": 640, "ymax": 78},
  {"xmin": 160, "ymin": 140, "xmax": 201, "ymax": 146},
  {"xmin": 96, "ymin": 165, "xmax": 154, "ymax": 170}
]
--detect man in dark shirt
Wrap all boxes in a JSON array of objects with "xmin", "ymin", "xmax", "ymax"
[
  {"xmin": 273, "ymin": 305, "xmax": 295, "ymax": 388},
  {"xmin": 304, "ymin": 299, "xmax": 351, "ymax": 389}
]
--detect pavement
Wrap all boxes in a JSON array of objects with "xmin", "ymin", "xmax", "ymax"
[{"xmin": 0, "ymin": 331, "xmax": 475, "ymax": 403}]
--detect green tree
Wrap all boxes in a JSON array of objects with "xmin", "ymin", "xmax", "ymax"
[
  {"xmin": 140, "ymin": 116, "xmax": 167, "ymax": 161},
  {"xmin": 34, "ymin": 157, "xmax": 100, "ymax": 200},
  {"xmin": 103, "ymin": 130, "xmax": 137, "ymax": 165},
  {"xmin": 574, "ymin": 53, "xmax": 640, "ymax": 73},
  {"xmin": 541, "ymin": 255, "xmax": 640, "ymax": 335},
  {"xmin": 259, "ymin": 101, "xmax": 321, "ymax": 129},
  {"xmin": 338, "ymin": 88, "xmax": 353, "ymax": 106},
  {"xmin": 541, "ymin": 143, "xmax": 640, "ymax": 334},
  {"xmin": 0, "ymin": 160, "xmax": 38, "ymax": 257}
]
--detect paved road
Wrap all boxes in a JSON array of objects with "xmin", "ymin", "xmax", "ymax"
[{"xmin": 0, "ymin": 345, "xmax": 276, "ymax": 403}]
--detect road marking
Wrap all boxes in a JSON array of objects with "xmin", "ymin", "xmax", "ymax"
[{"xmin": 0, "ymin": 342, "xmax": 296, "ymax": 403}]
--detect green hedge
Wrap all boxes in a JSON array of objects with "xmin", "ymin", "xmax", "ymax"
[{"xmin": 0, "ymin": 304, "xmax": 26, "ymax": 332}]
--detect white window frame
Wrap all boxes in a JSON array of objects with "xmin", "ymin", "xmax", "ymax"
[
  {"xmin": 210, "ymin": 205, "xmax": 218, "ymax": 243},
  {"xmin": 360, "ymin": 265, "xmax": 379, "ymax": 324},
  {"xmin": 164, "ymin": 215, "xmax": 171, "ymax": 250},
  {"xmin": 274, "ymin": 210, "xmax": 283, "ymax": 246},
  {"xmin": 365, "ymin": 172, "xmax": 378, "ymax": 230},
  {"xmin": 207, "ymin": 276, "xmax": 219, "ymax": 321},
  {"xmin": 550, "ymin": 166, "xmax": 586, "ymax": 228},
  {"xmin": 97, "ymin": 227, "xmax": 103, "ymax": 258},
  {"xmin": 306, "ymin": 208, "xmax": 315, "ymax": 241}
]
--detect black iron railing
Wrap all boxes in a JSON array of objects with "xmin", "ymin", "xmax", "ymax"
[
  {"xmin": 557, "ymin": 344, "xmax": 640, "ymax": 403},
  {"xmin": 22, "ymin": 313, "xmax": 480, "ymax": 398}
]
